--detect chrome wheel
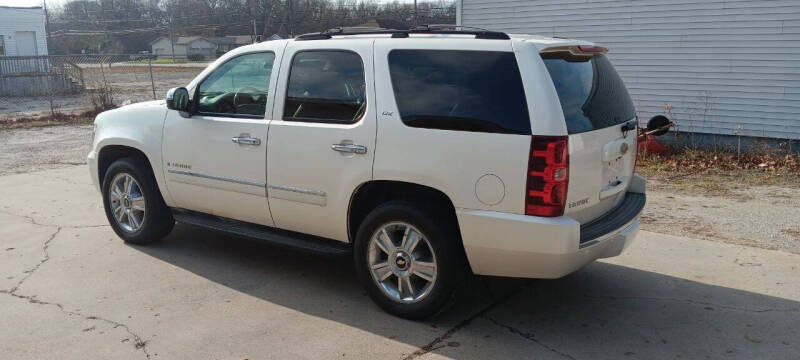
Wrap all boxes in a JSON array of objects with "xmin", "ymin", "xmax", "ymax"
[
  {"xmin": 108, "ymin": 173, "xmax": 146, "ymax": 233},
  {"xmin": 367, "ymin": 222, "xmax": 437, "ymax": 303}
]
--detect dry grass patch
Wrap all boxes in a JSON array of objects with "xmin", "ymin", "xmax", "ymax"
[{"xmin": 637, "ymin": 146, "xmax": 800, "ymax": 198}]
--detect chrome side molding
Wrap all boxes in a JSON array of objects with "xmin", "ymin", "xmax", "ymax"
[
  {"xmin": 167, "ymin": 169, "xmax": 265, "ymax": 187},
  {"xmin": 268, "ymin": 184, "xmax": 326, "ymax": 197}
]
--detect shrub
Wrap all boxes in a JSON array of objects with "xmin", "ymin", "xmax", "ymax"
[{"xmin": 187, "ymin": 54, "xmax": 205, "ymax": 61}]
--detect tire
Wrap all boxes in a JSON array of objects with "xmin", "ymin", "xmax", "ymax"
[
  {"xmin": 102, "ymin": 157, "xmax": 174, "ymax": 244},
  {"xmin": 354, "ymin": 201, "xmax": 465, "ymax": 319}
]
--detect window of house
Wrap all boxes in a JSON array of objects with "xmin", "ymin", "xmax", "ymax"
[
  {"xmin": 0, "ymin": 36, "xmax": 5, "ymax": 56},
  {"xmin": 283, "ymin": 51, "xmax": 366, "ymax": 124},
  {"xmin": 388, "ymin": 50, "xmax": 531, "ymax": 135},
  {"xmin": 196, "ymin": 52, "xmax": 275, "ymax": 118}
]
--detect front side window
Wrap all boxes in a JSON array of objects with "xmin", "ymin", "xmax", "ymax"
[
  {"xmin": 197, "ymin": 52, "xmax": 275, "ymax": 118},
  {"xmin": 283, "ymin": 51, "xmax": 366, "ymax": 123},
  {"xmin": 0, "ymin": 36, "xmax": 5, "ymax": 55},
  {"xmin": 388, "ymin": 50, "xmax": 531, "ymax": 135}
]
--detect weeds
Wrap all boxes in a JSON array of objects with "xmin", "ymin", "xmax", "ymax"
[
  {"xmin": 1, "ymin": 86, "xmax": 116, "ymax": 131},
  {"xmin": 637, "ymin": 145, "xmax": 800, "ymax": 196}
]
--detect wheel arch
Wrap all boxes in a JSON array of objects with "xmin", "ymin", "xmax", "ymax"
[
  {"xmin": 347, "ymin": 180, "xmax": 462, "ymax": 247},
  {"xmin": 96, "ymin": 142, "xmax": 172, "ymax": 205}
]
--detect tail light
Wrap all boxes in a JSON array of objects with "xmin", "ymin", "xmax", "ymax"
[{"xmin": 525, "ymin": 136, "xmax": 569, "ymax": 217}]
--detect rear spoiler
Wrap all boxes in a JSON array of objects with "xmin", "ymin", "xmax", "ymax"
[{"xmin": 540, "ymin": 45, "xmax": 608, "ymax": 61}]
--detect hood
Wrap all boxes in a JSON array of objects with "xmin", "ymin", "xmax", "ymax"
[{"xmin": 95, "ymin": 99, "xmax": 168, "ymax": 127}]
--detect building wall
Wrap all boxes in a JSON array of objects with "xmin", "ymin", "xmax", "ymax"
[
  {"xmin": 186, "ymin": 39, "xmax": 217, "ymax": 58},
  {"xmin": 0, "ymin": 7, "xmax": 48, "ymax": 56},
  {"xmin": 459, "ymin": 0, "xmax": 800, "ymax": 140},
  {"xmin": 151, "ymin": 38, "xmax": 187, "ymax": 57}
]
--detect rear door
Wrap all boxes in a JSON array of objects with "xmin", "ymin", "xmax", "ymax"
[
  {"xmin": 266, "ymin": 39, "xmax": 376, "ymax": 242},
  {"xmin": 540, "ymin": 48, "xmax": 638, "ymax": 223}
]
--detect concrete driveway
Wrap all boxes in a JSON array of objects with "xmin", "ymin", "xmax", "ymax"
[{"xmin": 1, "ymin": 165, "xmax": 798, "ymax": 360}]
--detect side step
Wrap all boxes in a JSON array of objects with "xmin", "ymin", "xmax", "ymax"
[{"xmin": 171, "ymin": 209, "xmax": 351, "ymax": 256}]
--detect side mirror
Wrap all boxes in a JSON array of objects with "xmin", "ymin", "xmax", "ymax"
[
  {"xmin": 166, "ymin": 87, "xmax": 190, "ymax": 112},
  {"xmin": 646, "ymin": 115, "xmax": 673, "ymax": 136}
]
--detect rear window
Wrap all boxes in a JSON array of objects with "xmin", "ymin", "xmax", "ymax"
[
  {"xmin": 542, "ymin": 54, "xmax": 635, "ymax": 134},
  {"xmin": 388, "ymin": 50, "xmax": 530, "ymax": 135}
]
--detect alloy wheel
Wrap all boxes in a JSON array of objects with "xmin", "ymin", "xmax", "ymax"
[
  {"xmin": 108, "ymin": 173, "xmax": 146, "ymax": 233},
  {"xmin": 367, "ymin": 222, "xmax": 438, "ymax": 303}
]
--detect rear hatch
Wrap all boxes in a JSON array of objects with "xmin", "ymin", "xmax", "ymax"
[{"xmin": 541, "ymin": 46, "xmax": 637, "ymax": 224}]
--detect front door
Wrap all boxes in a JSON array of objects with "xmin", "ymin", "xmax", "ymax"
[
  {"xmin": 162, "ymin": 51, "xmax": 280, "ymax": 226},
  {"xmin": 266, "ymin": 40, "xmax": 376, "ymax": 241},
  {"xmin": 15, "ymin": 31, "xmax": 37, "ymax": 56}
]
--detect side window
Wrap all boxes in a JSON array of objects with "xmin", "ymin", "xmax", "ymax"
[
  {"xmin": 196, "ymin": 52, "xmax": 275, "ymax": 118},
  {"xmin": 283, "ymin": 51, "xmax": 366, "ymax": 124},
  {"xmin": 0, "ymin": 36, "xmax": 4, "ymax": 55},
  {"xmin": 388, "ymin": 50, "xmax": 531, "ymax": 135}
]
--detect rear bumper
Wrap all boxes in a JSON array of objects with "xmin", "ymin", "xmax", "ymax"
[{"xmin": 458, "ymin": 175, "xmax": 645, "ymax": 279}]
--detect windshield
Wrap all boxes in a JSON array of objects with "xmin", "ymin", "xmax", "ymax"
[{"xmin": 542, "ymin": 54, "xmax": 635, "ymax": 134}]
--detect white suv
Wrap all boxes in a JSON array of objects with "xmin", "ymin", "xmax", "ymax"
[{"xmin": 88, "ymin": 26, "xmax": 646, "ymax": 319}]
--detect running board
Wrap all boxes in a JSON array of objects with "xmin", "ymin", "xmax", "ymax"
[{"xmin": 171, "ymin": 209, "xmax": 351, "ymax": 256}]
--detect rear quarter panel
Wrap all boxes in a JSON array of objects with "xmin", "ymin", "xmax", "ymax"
[{"xmin": 372, "ymin": 39, "xmax": 530, "ymax": 214}]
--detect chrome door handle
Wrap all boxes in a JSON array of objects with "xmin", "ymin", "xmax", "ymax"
[
  {"xmin": 331, "ymin": 143, "xmax": 367, "ymax": 154},
  {"xmin": 232, "ymin": 136, "xmax": 261, "ymax": 146}
]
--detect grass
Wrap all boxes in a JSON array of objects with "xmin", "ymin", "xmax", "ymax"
[
  {"xmin": 128, "ymin": 58, "xmax": 208, "ymax": 64},
  {"xmin": 0, "ymin": 106, "xmax": 110, "ymax": 131}
]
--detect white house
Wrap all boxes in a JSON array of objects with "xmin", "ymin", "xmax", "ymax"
[
  {"xmin": 150, "ymin": 36, "xmax": 254, "ymax": 59},
  {"xmin": 0, "ymin": 4, "xmax": 48, "ymax": 56},
  {"xmin": 457, "ymin": 0, "xmax": 800, "ymax": 140}
]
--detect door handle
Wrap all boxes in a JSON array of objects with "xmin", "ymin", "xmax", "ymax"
[
  {"xmin": 599, "ymin": 176, "xmax": 630, "ymax": 200},
  {"xmin": 331, "ymin": 143, "xmax": 367, "ymax": 154},
  {"xmin": 232, "ymin": 136, "xmax": 261, "ymax": 146}
]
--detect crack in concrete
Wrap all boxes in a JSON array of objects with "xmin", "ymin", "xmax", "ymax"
[
  {"xmin": 482, "ymin": 315, "xmax": 578, "ymax": 360},
  {"xmin": 401, "ymin": 284, "xmax": 521, "ymax": 360},
  {"xmin": 41, "ymin": 173, "xmax": 87, "ymax": 186},
  {"xmin": 584, "ymin": 294, "xmax": 799, "ymax": 313},
  {"xmin": 0, "ymin": 208, "xmax": 108, "ymax": 229},
  {"xmin": 0, "ymin": 209, "xmax": 148, "ymax": 359},
  {"xmin": 7, "ymin": 226, "xmax": 61, "ymax": 294},
  {"xmin": 0, "ymin": 289, "xmax": 152, "ymax": 360}
]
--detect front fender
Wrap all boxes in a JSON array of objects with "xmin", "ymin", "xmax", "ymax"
[{"xmin": 91, "ymin": 101, "xmax": 174, "ymax": 206}]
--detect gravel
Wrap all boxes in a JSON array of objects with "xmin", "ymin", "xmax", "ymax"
[
  {"xmin": 2, "ymin": 124, "xmax": 797, "ymax": 254},
  {"xmin": 0, "ymin": 125, "xmax": 92, "ymax": 176}
]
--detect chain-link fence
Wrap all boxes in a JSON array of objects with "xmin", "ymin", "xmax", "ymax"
[{"xmin": 0, "ymin": 54, "xmax": 208, "ymax": 123}]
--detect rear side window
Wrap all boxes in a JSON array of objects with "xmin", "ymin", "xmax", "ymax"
[
  {"xmin": 283, "ymin": 51, "xmax": 366, "ymax": 124},
  {"xmin": 388, "ymin": 50, "xmax": 530, "ymax": 135},
  {"xmin": 542, "ymin": 54, "xmax": 635, "ymax": 134}
]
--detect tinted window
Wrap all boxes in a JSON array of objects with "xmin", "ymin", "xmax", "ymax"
[
  {"xmin": 283, "ymin": 51, "xmax": 366, "ymax": 123},
  {"xmin": 543, "ymin": 54, "xmax": 635, "ymax": 134},
  {"xmin": 197, "ymin": 52, "xmax": 275, "ymax": 118},
  {"xmin": 388, "ymin": 50, "xmax": 530, "ymax": 135}
]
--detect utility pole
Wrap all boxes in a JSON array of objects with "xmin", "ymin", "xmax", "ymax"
[
  {"xmin": 43, "ymin": 0, "xmax": 51, "ymax": 54},
  {"xmin": 250, "ymin": 0, "xmax": 257, "ymax": 43},
  {"xmin": 262, "ymin": 0, "xmax": 276, "ymax": 40},
  {"xmin": 413, "ymin": 0, "xmax": 418, "ymax": 27},
  {"xmin": 168, "ymin": 15, "xmax": 176, "ymax": 63},
  {"xmin": 288, "ymin": 0, "xmax": 294, "ymax": 37}
]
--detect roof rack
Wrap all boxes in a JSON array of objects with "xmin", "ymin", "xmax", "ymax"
[{"xmin": 295, "ymin": 24, "xmax": 510, "ymax": 41}]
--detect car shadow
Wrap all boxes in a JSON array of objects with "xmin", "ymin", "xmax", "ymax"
[{"xmin": 134, "ymin": 223, "xmax": 800, "ymax": 359}]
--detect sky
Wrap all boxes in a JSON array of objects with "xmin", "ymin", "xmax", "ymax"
[
  {"xmin": 0, "ymin": 0, "xmax": 44, "ymax": 7},
  {"xmin": 0, "ymin": 0, "xmax": 419, "ymax": 7}
]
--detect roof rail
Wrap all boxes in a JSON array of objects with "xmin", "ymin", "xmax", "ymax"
[{"xmin": 295, "ymin": 24, "xmax": 509, "ymax": 41}]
